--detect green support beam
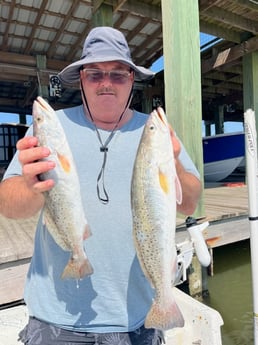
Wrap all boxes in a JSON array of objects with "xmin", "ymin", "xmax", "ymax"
[
  {"xmin": 92, "ymin": 3, "xmax": 113, "ymax": 27},
  {"xmin": 161, "ymin": 0, "xmax": 204, "ymax": 217},
  {"xmin": 36, "ymin": 55, "xmax": 48, "ymax": 99}
]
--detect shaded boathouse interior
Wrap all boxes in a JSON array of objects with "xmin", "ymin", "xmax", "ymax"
[{"xmin": 1, "ymin": 1, "xmax": 257, "ymax": 133}]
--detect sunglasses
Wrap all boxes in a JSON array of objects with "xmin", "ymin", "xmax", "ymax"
[{"xmin": 82, "ymin": 68, "xmax": 132, "ymax": 84}]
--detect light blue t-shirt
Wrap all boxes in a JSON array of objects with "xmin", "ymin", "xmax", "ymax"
[{"xmin": 4, "ymin": 105, "xmax": 199, "ymax": 333}]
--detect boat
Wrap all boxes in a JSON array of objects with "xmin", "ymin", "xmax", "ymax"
[{"xmin": 202, "ymin": 132, "xmax": 245, "ymax": 182}]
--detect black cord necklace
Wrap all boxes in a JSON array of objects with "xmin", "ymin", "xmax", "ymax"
[{"xmin": 81, "ymin": 83, "xmax": 133, "ymax": 204}]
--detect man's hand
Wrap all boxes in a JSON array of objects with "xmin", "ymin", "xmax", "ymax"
[
  {"xmin": 169, "ymin": 126, "xmax": 202, "ymax": 215},
  {"xmin": 17, "ymin": 136, "xmax": 56, "ymax": 194},
  {"xmin": 0, "ymin": 136, "xmax": 56, "ymax": 219}
]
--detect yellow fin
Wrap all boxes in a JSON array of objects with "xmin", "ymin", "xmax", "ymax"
[
  {"xmin": 57, "ymin": 153, "xmax": 71, "ymax": 173},
  {"xmin": 159, "ymin": 171, "xmax": 169, "ymax": 194}
]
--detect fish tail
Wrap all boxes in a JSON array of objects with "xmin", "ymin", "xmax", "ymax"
[
  {"xmin": 61, "ymin": 255, "xmax": 93, "ymax": 279},
  {"xmin": 145, "ymin": 297, "xmax": 184, "ymax": 330}
]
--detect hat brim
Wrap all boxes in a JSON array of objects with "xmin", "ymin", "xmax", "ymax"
[{"xmin": 58, "ymin": 56, "xmax": 155, "ymax": 84}]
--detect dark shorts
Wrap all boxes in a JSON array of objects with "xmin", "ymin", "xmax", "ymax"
[{"xmin": 18, "ymin": 316, "xmax": 165, "ymax": 345}]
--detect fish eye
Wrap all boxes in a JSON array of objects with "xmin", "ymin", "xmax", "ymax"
[
  {"xmin": 149, "ymin": 125, "xmax": 155, "ymax": 130},
  {"xmin": 35, "ymin": 115, "xmax": 43, "ymax": 123}
]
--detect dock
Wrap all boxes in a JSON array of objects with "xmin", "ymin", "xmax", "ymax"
[
  {"xmin": 176, "ymin": 182, "xmax": 249, "ymax": 298},
  {"xmin": 177, "ymin": 183, "xmax": 249, "ymax": 249},
  {"xmin": 0, "ymin": 214, "xmax": 38, "ymax": 306}
]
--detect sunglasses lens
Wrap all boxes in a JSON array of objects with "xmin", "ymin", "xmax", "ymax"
[
  {"xmin": 109, "ymin": 71, "xmax": 129, "ymax": 84},
  {"xmin": 83, "ymin": 69, "xmax": 130, "ymax": 84},
  {"xmin": 85, "ymin": 70, "xmax": 104, "ymax": 82}
]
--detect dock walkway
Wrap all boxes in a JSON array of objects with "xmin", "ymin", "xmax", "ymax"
[{"xmin": 177, "ymin": 183, "xmax": 249, "ymax": 247}]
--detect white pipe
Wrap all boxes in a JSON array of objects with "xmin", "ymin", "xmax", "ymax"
[{"xmin": 244, "ymin": 109, "xmax": 258, "ymax": 345}]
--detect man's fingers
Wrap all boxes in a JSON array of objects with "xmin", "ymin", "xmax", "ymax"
[
  {"xmin": 31, "ymin": 179, "xmax": 55, "ymax": 194},
  {"xmin": 16, "ymin": 136, "xmax": 38, "ymax": 150},
  {"xmin": 19, "ymin": 146, "xmax": 51, "ymax": 166},
  {"xmin": 22, "ymin": 160, "xmax": 55, "ymax": 179}
]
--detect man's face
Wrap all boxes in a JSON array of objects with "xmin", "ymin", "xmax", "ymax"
[{"xmin": 80, "ymin": 61, "xmax": 134, "ymax": 125}]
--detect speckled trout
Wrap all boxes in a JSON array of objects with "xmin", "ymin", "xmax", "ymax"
[
  {"xmin": 131, "ymin": 107, "xmax": 184, "ymax": 330},
  {"xmin": 33, "ymin": 96, "xmax": 93, "ymax": 279}
]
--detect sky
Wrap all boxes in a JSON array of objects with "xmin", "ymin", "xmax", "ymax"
[
  {"xmin": 0, "ymin": 33, "xmax": 242, "ymax": 135},
  {"xmin": 0, "ymin": 113, "xmax": 32, "ymax": 125}
]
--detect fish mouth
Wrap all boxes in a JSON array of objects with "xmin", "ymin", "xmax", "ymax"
[
  {"xmin": 156, "ymin": 107, "xmax": 168, "ymax": 124},
  {"xmin": 36, "ymin": 97, "xmax": 48, "ymax": 111},
  {"xmin": 152, "ymin": 107, "xmax": 169, "ymax": 133},
  {"xmin": 35, "ymin": 96, "xmax": 55, "ymax": 114}
]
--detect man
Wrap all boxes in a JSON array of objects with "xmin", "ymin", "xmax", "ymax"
[{"xmin": 0, "ymin": 27, "xmax": 201, "ymax": 344}]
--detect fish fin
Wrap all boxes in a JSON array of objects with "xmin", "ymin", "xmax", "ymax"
[
  {"xmin": 168, "ymin": 123, "xmax": 183, "ymax": 204},
  {"xmin": 159, "ymin": 171, "xmax": 169, "ymax": 194},
  {"xmin": 61, "ymin": 252, "xmax": 93, "ymax": 279},
  {"xmin": 168, "ymin": 123, "xmax": 174, "ymax": 137},
  {"xmin": 145, "ymin": 295, "xmax": 184, "ymax": 330},
  {"xmin": 175, "ymin": 175, "xmax": 182, "ymax": 205},
  {"xmin": 57, "ymin": 152, "xmax": 71, "ymax": 173},
  {"xmin": 83, "ymin": 224, "xmax": 92, "ymax": 240},
  {"xmin": 159, "ymin": 170, "xmax": 182, "ymax": 205}
]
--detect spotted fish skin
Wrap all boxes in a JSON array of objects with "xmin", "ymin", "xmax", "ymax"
[
  {"xmin": 33, "ymin": 96, "xmax": 93, "ymax": 279},
  {"xmin": 131, "ymin": 107, "xmax": 184, "ymax": 330}
]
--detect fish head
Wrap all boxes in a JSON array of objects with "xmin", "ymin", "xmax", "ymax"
[
  {"xmin": 142, "ymin": 107, "xmax": 171, "ymax": 152},
  {"xmin": 33, "ymin": 96, "xmax": 57, "ymax": 139}
]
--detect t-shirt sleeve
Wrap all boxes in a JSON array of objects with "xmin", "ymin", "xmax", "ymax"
[{"xmin": 178, "ymin": 138, "xmax": 200, "ymax": 179}]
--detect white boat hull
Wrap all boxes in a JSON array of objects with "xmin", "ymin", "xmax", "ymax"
[
  {"xmin": 203, "ymin": 132, "xmax": 245, "ymax": 182},
  {"xmin": 204, "ymin": 157, "xmax": 244, "ymax": 182}
]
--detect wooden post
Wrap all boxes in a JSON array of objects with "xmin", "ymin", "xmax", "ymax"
[
  {"xmin": 19, "ymin": 114, "xmax": 27, "ymax": 125},
  {"xmin": 161, "ymin": 0, "xmax": 204, "ymax": 217},
  {"xmin": 92, "ymin": 3, "xmax": 113, "ymax": 27},
  {"xmin": 215, "ymin": 105, "xmax": 224, "ymax": 134},
  {"xmin": 188, "ymin": 255, "xmax": 203, "ymax": 300},
  {"xmin": 36, "ymin": 55, "xmax": 48, "ymax": 99},
  {"xmin": 204, "ymin": 121, "xmax": 212, "ymax": 137}
]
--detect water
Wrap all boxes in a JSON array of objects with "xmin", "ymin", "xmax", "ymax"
[{"xmin": 203, "ymin": 240, "xmax": 254, "ymax": 345}]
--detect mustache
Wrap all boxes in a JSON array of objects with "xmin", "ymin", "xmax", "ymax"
[{"xmin": 96, "ymin": 87, "xmax": 116, "ymax": 95}]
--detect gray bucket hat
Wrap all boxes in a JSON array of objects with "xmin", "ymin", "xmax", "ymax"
[{"xmin": 58, "ymin": 26, "xmax": 155, "ymax": 84}]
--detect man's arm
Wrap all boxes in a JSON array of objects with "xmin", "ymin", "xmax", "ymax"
[
  {"xmin": 171, "ymin": 129, "xmax": 202, "ymax": 215},
  {"xmin": 0, "ymin": 136, "xmax": 55, "ymax": 219},
  {"xmin": 175, "ymin": 159, "xmax": 202, "ymax": 215}
]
